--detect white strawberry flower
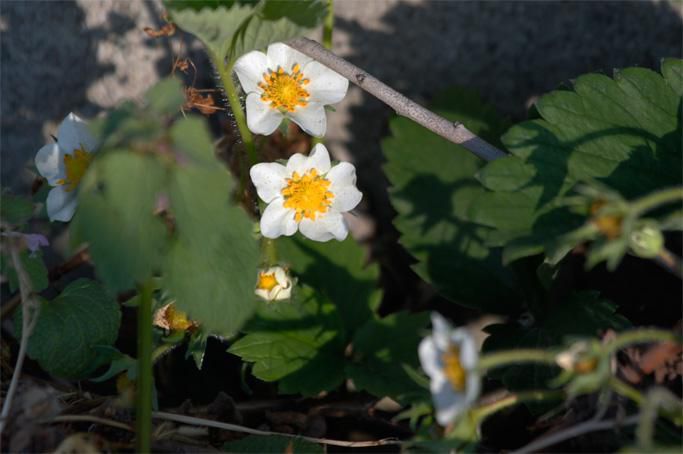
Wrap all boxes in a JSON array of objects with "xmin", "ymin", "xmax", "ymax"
[
  {"xmin": 418, "ymin": 313, "xmax": 481, "ymax": 426},
  {"xmin": 34, "ymin": 113, "xmax": 98, "ymax": 222},
  {"xmin": 233, "ymin": 42, "xmax": 349, "ymax": 137},
  {"xmin": 250, "ymin": 143, "xmax": 362, "ymax": 242},
  {"xmin": 255, "ymin": 266, "xmax": 293, "ymax": 301}
]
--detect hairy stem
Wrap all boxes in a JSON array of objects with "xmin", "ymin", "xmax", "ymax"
[
  {"xmin": 477, "ymin": 349, "xmax": 559, "ymax": 373},
  {"xmin": 136, "ymin": 279, "xmax": 155, "ymax": 453},
  {"xmin": 631, "ymin": 186, "xmax": 683, "ymax": 216},
  {"xmin": 0, "ymin": 240, "xmax": 41, "ymax": 437},
  {"xmin": 217, "ymin": 59, "xmax": 257, "ymax": 167},
  {"xmin": 605, "ymin": 328, "xmax": 679, "ymax": 356},
  {"xmin": 287, "ymin": 37, "xmax": 507, "ymax": 162}
]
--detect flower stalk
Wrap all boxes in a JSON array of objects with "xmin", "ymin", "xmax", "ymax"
[
  {"xmin": 136, "ymin": 278, "xmax": 155, "ymax": 453},
  {"xmin": 477, "ymin": 349, "xmax": 559, "ymax": 373},
  {"xmin": 215, "ymin": 57, "xmax": 257, "ymax": 167}
]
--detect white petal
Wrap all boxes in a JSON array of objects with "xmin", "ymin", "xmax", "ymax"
[
  {"xmin": 260, "ymin": 199, "xmax": 297, "ymax": 239},
  {"xmin": 272, "ymin": 285, "xmax": 292, "ymax": 300},
  {"xmin": 246, "ymin": 93, "xmax": 283, "ymax": 135},
  {"xmin": 332, "ymin": 186, "xmax": 362, "ymax": 212},
  {"xmin": 266, "ymin": 42, "xmax": 312, "ymax": 72},
  {"xmin": 35, "ymin": 143, "xmax": 65, "ymax": 185},
  {"xmin": 418, "ymin": 337, "xmax": 443, "ymax": 379},
  {"xmin": 454, "ymin": 329, "xmax": 479, "ymax": 369},
  {"xmin": 273, "ymin": 267, "xmax": 290, "ymax": 288},
  {"xmin": 431, "ymin": 312, "xmax": 453, "ymax": 351},
  {"xmin": 46, "ymin": 186, "xmax": 78, "ymax": 222},
  {"xmin": 233, "ymin": 50, "xmax": 269, "ymax": 94},
  {"xmin": 289, "ymin": 103, "xmax": 326, "ymax": 137},
  {"xmin": 286, "ymin": 153, "xmax": 309, "ymax": 175},
  {"xmin": 466, "ymin": 371, "xmax": 481, "ymax": 405},
  {"xmin": 433, "ymin": 380, "xmax": 467, "ymax": 426},
  {"xmin": 303, "ymin": 61, "xmax": 349, "ymax": 105},
  {"xmin": 255, "ymin": 288, "xmax": 270, "ymax": 300},
  {"xmin": 327, "ymin": 162, "xmax": 357, "ymax": 188},
  {"xmin": 57, "ymin": 113, "xmax": 97, "ymax": 154},
  {"xmin": 299, "ymin": 211, "xmax": 347, "ymax": 242},
  {"xmin": 306, "ymin": 143, "xmax": 331, "ymax": 173},
  {"xmin": 250, "ymin": 162, "xmax": 288, "ymax": 203}
]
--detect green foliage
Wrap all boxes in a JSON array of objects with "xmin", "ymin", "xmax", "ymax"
[
  {"xmin": 164, "ymin": 163, "xmax": 259, "ymax": 338},
  {"xmin": 224, "ymin": 435, "xmax": 323, "ymax": 453},
  {"xmin": 70, "ymin": 78, "xmax": 259, "ymax": 339},
  {"xmin": 1, "ymin": 192, "xmax": 33, "ymax": 225},
  {"xmin": 16, "ymin": 279, "xmax": 121, "ymax": 379},
  {"xmin": 382, "ymin": 88, "xmax": 521, "ymax": 313},
  {"xmin": 1, "ymin": 250, "xmax": 49, "ymax": 293},
  {"xmin": 230, "ymin": 236, "xmax": 430, "ymax": 400},
  {"xmin": 470, "ymin": 60, "xmax": 683, "ymax": 263},
  {"xmin": 72, "ymin": 152, "xmax": 168, "ymax": 291},
  {"xmin": 277, "ymin": 236, "xmax": 381, "ymax": 337},
  {"xmin": 483, "ymin": 291, "xmax": 630, "ymax": 390},
  {"xmin": 167, "ymin": 0, "xmax": 326, "ymax": 63},
  {"xmin": 347, "ymin": 310, "xmax": 430, "ymax": 403},
  {"xmin": 228, "ymin": 285, "xmax": 345, "ymax": 395}
]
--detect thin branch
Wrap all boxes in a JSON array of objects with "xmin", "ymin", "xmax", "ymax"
[
  {"xmin": 152, "ymin": 411, "xmax": 403, "ymax": 448},
  {"xmin": 287, "ymin": 37, "xmax": 507, "ymax": 162},
  {"xmin": 50, "ymin": 415, "xmax": 135, "ymax": 432},
  {"xmin": 512, "ymin": 414, "xmax": 639, "ymax": 454},
  {"xmin": 0, "ymin": 239, "xmax": 42, "ymax": 436},
  {"xmin": 1, "ymin": 247, "xmax": 90, "ymax": 321}
]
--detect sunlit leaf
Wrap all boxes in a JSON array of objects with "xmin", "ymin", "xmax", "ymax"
[{"xmin": 72, "ymin": 152, "xmax": 169, "ymax": 291}]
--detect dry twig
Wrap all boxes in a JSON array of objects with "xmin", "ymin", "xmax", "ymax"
[
  {"xmin": 0, "ymin": 238, "xmax": 42, "ymax": 436},
  {"xmin": 287, "ymin": 37, "xmax": 507, "ymax": 162}
]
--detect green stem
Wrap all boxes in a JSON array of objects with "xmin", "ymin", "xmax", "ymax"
[
  {"xmin": 631, "ymin": 186, "xmax": 683, "ymax": 216},
  {"xmin": 477, "ymin": 349, "xmax": 559, "ymax": 373},
  {"xmin": 136, "ymin": 279, "xmax": 155, "ymax": 453},
  {"xmin": 609, "ymin": 376, "xmax": 644, "ymax": 405},
  {"xmin": 472, "ymin": 390, "xmax": 564, "ymax": 423},
  {"xmin": 215, "ymin": 57, "xmax": 257, "ymax": 167},
  {"xmin": 261, "ymin": 238, "xmax": 278, "ymax": 265},
  {"xmin": 322, "ymin": 0, "xmax": 334, "ymax": 49},
  {"xmin": 605, "ymin": 328, "xmax": 679, "ymax": 355}
]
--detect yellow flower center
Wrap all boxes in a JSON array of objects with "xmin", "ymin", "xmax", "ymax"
[
  {"xmin": 281, "ymin": 168, "xmax": 334, "ymax": 222},
  {"xmin": 258, "ymin": 64, "xmax": 310, "ymax": 112},
  {"xmin": 257, "ymin": 272, "xmax": 279, "ymax": 291},
  {"xmin": 442, "ymin": 345, "xmax": 466, "ymax": 391},
  {"xmin": 56, "ymin": 147, "xmax": 92, "ymax": 192}
]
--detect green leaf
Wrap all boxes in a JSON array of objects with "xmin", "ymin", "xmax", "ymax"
[
  {"xmin": 71, "ymin": 152, "xmax": 169, "ymax": 291},
  {"xmin": 164, "ymin": 163, "xmax": 259, "ymax": 337},
  {"xmin": 223, "ymin": 435, "xmax": 323, "ymax": 453},
  {"xmin": 347, "ymin": 311, "xmax": 430, "ymax": 403},
  {"xmin": 382, "ymin": 87, "xmax": 521, "ymax": 312},
  {"xmin": 231, "ymin": 1, "xmax": 326, "ymax": 60},
  {"xmin": 146, "ymin": 77, "xmax": 185, "ymax": 116},
  {"xmin": 1, "ymin": 250, "xmax": 49, "ymax": 293},
  {"xmin": 278, "ymin": 236, "xmax": 381, "ymax": 338},
  {"xmin": 170, "ymin": 116, "xmax": 217, "ymax": 166},
  {"xmin": 168, "ymin": 0, "xmax": 326, "ymax": 62},
  {"xmin": 16, "ymin": 279, "xmax": 121, "ymax": 379},
  {"xmin": 228, "ymin": 285, "xmax": 345, "ymax": 396},
  {"xmin": 471, "ymin": 60, "xmax": 683, "ymax": 261},
  {"xmin": 483, "ymin": 291, "xmax": 630, "ymax": 390},
  {"xmin": 88, "ymin": 102, "xmax": 163, "ymax": 151},
  {"xmin": 1, "ymin": 192, "xmax": 33, "ymax": 225}
]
